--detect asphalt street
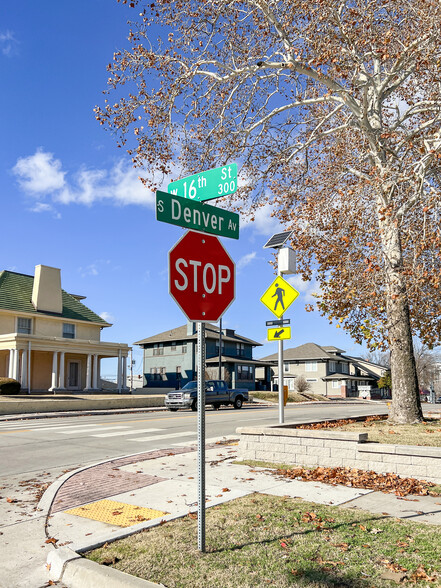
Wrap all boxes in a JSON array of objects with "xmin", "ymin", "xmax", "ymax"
[{"xmin": 0, "ymin": 403, "xmax": 388, "ymax": 477}]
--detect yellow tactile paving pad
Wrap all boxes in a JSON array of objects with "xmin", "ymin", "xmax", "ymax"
[{"xmin": 65, "ymin": 499, "xmax": 167, "ymax": 527}]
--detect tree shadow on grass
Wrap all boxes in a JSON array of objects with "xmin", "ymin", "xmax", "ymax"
[{"xmin": 207, "ymin": 511, "xmax": 394, "ymax": 587}]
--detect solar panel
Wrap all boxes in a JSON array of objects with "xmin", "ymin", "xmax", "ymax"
[{"xmin": 263, "ymin": 231, "xmax": 293, "ymax": 249}]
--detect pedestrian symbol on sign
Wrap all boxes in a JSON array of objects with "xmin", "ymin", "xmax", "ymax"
[
  {"xmin": 260, "ymin": 275, "xmax": 299, "ymax": 318},
  {"xmin": 272, "ymin": 283, "xmax": 286, "ymax": 312}
]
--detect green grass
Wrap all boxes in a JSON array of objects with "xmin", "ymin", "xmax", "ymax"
[{"xmin": 87, "ymin": 494, "xmax": 441, "ymax": 587}]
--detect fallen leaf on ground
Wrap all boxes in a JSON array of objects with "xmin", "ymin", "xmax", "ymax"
[{"xmin": 45, "ymin": 537, "xmax": 58, "ymax": 545}]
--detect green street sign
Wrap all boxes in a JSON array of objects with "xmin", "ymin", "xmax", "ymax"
[
  {"xmin": 168, "ymin": 163, "xmax": 237, "ymax": 202},
  {"xmin": 156, "ymin": 190, "xmax": 239, "ymax": 239}
]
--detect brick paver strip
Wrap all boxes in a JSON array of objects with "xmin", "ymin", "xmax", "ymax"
[{"xmin": 50, "ymin": 446, "xmax": 197, "ymax": 513}]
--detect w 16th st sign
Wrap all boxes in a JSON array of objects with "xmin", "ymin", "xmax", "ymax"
[
  {"xmin": 169, "ymin": 230, "xmax": 235, "ymax": 322},
  {"xmin": 168, "ymin": 164, "xmax": 237, "ymax": 202},
  {"xmin": 156, "ymin": 190, "xmax": 239, "ymax": 239}
]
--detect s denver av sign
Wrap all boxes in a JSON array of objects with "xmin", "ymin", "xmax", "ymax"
[{"xmin": 156, "ymin": 190, "xmax": 239, "ymax": 239}]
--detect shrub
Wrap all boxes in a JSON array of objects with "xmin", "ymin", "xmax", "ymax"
[
  {"xmin": 294, "ymin": 375, "xmax": 312, "ymax": 394},
  {"xmin": 0, "ymin": 377, "xmax": 21, "ymax": 395}
]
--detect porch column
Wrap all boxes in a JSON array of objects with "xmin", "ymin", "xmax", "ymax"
[
  {"xmin": 122, "ymin": 355, "xmax": 127, "ymax": 390},
  {"xmin": 92, "ymin": 354, "xmax": 98, "ymax": 389},
  {"xmin": 58, "ymin": 352, "xmax": 66, "ymax": 390},
  {"xmin": 49, "ymin": 351, "xmax": 58, "ymax": 392},
  {"xmin": 12, "ymin": 349, "xmax": 20, "ymax": 381},
  {"xmin": 8, "ymin": 349, "xmax": 14, "ymax": 378},
  {"xmin": 84, "ymin": 354, "xmax": 92, "ymax": 391},
  {"xmin": 21, "ymin": 350, "xmax": 28, "ymax": 388},
  {"xmin": 117, "ymin": 350, "xmax": 122, "ymax": 393}
]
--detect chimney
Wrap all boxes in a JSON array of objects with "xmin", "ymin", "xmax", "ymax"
[
  {"xmin": 186, "ymin": 321, "xmax": 197, "ymax": 336},
  {"xmin": 31, "ymin": 265, "xmax": 63, "ymax": 314}
]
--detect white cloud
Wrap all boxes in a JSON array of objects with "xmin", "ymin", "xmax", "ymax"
[
  {"xmin": 79, "ymin": 264, "xmax": 99, "ymax": 278},
  {"xmin": 241, "ymin": 202, "xmax": 282, "ymax": 236},
  {"xmin": 13, "ymin": 149, "xmax": 158, "ymax": 210},
  {"xmin": 28, "ymin": 201, "xmax": 62, "ymax": 219},
  {"xmin": 0, "ymin": 30, "xmax": 18, "ymax": 56},
  {"xmin": 78, "ymin": 260, "xmax": 112, "ymax": 278},
  {"xmin": 287, "ymin": 275, "xmax": 322, "ymax": 303},
  {"xmin": 100, "ymin": 311, "xmax": 115, "ymax": 323},
  {"xmin": 13, "ymin": 149, "xmax": 66, "ymax": 194},
  {"xmin": 57, "ymin": 161, "xmax": 156, "ymax": 207},
  {"xmin": 237, "ymin": 251, "xmax": 257, "ymax": 271}
]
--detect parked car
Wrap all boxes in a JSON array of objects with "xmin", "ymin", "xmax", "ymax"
[{"xmin": 164, "ymin": 380, "xmax": 248, "ymax": 411}]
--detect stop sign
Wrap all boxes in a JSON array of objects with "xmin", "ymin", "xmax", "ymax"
[{"xmin": 169, "ymin": 230, "xmax": 235, "ymax": 322}]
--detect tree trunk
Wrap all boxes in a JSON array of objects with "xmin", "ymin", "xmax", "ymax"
[{"xmin": 380, "ymin": 216, "xmax": 422, "ymax": 423}]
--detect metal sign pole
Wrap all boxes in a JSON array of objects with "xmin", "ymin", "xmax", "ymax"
[
  {"xmin": 278, "ymin": 267, "xmax": 284, "ymax": 425},
  {"xmin": 278, "ymin": 328, "xmax": 284, "ymax": 424},
  {"xmin": 197, "ymin": 321, "xmax": 206, "ymax": 552}
]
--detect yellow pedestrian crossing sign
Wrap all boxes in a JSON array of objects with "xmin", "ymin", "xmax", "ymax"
[
  {"xmin": 260, "ymin": 276, "xmax": 299, "ymax": 318},
  {"xmin": 267, "ymin": 327, "xmax": 291, "ymax": 341}
]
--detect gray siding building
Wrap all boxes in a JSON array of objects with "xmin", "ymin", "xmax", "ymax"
[{"xmin": 258, "ymin": 342, "xmax": 387, "ymax": 397}]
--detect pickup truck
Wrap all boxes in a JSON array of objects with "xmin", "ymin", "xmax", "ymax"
[{"xmin": 164, "ymin": 379, "xmax": 248, "ymax": 412}]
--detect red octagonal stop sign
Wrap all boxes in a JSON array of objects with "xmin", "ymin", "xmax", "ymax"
[{"xmin": 169, "ymin": 230, "xmax": 235, "ymax": 322}]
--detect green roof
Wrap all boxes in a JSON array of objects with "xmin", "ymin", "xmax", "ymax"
[{"xmin": 0, "ymin": 270, "xmax": 109, "ymax": 325}]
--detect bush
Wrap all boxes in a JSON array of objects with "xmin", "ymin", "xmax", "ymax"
[{"xmin": 0, "ymin": 377, "xmax": 21, "ymax": 395}]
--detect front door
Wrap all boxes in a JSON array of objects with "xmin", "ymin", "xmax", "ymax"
[{"xmin": 67, "ymin": 361, "xmax": 81, "ymax": 390}]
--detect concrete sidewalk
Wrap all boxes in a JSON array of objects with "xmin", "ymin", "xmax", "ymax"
[{"xmin": 3, "ymin": 436, "xmax": 434, "ymax": 588}]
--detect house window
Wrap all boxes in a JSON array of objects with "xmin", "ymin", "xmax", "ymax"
[
  {"xmin": 341, "ymin": 363, "xmax": 349, "ymax": 374},
  {"xmin": 153, "ymin": 343, "xmax": 164, "ymax": 356},
  {"xmin": 62, "ymin": 323, "xmax": 75, "ymax": 339},
  {"xmin": 182, "ymin": 343, "xmax": 187, "ymax": 353},
  {"xmin": 171, "ymin": 341, "xmax": 177, "ymax": 351},
  {"xmin": 215, "ymin": 341, "xmax": 225, "ymax": 353},
  {"xmin": 236, "ymin": 343, "xmax": 245, "ymax": 357},
  {"xmin": 305, "ymin": 361, "xmax": 317, "ymax": 372},
  {"xmin": 284, "ymin": 362, "xmax": 290, "ymax": 373},
  {"xmin": 17, "ymin": 317, "xmax": 32, "ymax": 334},
  {"xmin": 237, "ymin": 365, "xmax": 253, "ymax": 380},
  {"xmin": 332, "ymin": 380, "xmax": 340, "ymax": 389},
  {"xmin": 329, "ymin": 361, "xmax": 337, "ymax": 373}
]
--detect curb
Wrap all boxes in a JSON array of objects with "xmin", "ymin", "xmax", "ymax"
[
  {"xmin": 0, "ymin": 406, "xmax": 168, "ymax": 422},
  {"xmin": 41, "ymin": 440, "xmax": 235, "ymax": 586},
  {"xmin": 0, "ymin": 398, "xmax": 387, "ymax": 421},
  {"xmin": 47, "ymin": 547, "xmax": 164, "ymax": 587},
  {"xmin": 41, "ymin": 450, "xmax": 176, "ymax": 587}
]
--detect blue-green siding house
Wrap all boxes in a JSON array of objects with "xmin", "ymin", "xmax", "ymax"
[{"xmin": 134, "ymin": 322, "xmax": 268, "ymax": 391}]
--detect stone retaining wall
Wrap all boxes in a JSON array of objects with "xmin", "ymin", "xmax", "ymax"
[{"xmin": 237, "ymin": 425, "xmax": 441, "ymax": 484}]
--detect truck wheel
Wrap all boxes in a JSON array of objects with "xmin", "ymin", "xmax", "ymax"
[
  {"xmin": 191, "ymin": 400, "xmax": 197, "ymax": 411},
  {"xmin": 212, "ymin": 403, "xmax": 220, "ymax": 410},
  {"xmin": 233, "ymin": 396, "xmax": 243, "ymax": 409},
  {"xmin": 169, "ymin": 408, "xmax": 179, "ymax": 412}
]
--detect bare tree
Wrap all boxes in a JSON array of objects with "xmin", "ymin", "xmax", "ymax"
[
  {"xmin": 361, "ymin": 350, "xmax": 390, "ymax": 369},
  {"xmin": 413, "ymin": 342, "xmax": 441, "ymax": 390},
  {"xmin": 294, "ymin": 375, "xmax": 312, "ymax": 395},
  {"xmin": 96, "ymin": 0, "xmax": 441, "ymax": 423}
]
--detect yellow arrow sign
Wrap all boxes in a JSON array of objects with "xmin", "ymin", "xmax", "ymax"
[
  {"xmin": 260, "ymin": 276, "xmax": 299, "ymax": 318},
  {"xmin": 267, "ymin": 327, "xmax": 291, "ymax": 341}
]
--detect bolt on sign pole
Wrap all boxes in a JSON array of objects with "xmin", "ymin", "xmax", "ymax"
[{"xmin": 197, "ymin": 321, "xmax": 206, "ymax": 552}]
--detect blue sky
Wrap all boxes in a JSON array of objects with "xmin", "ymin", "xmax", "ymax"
[{"xmin": 1, "ymin": 1, "xmax": 370, "ymax": 376}]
